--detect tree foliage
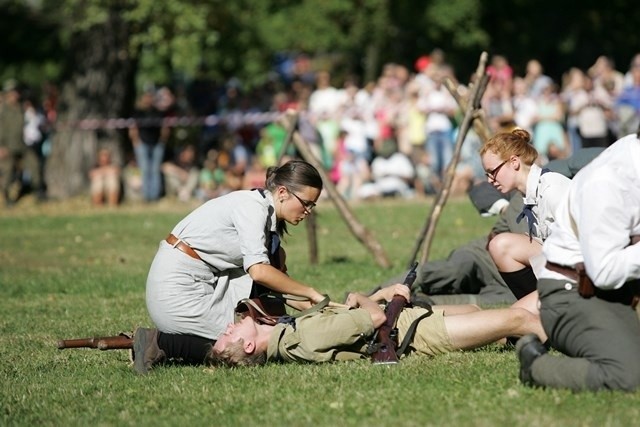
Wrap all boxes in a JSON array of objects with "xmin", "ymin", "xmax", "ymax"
[
  {"xmin": 4, "ymin": 0, "xmax": 640, "ymax": 198},
  {"xmin": 5, "ymin": 0, "xmax": 640, "ymax": 90}
]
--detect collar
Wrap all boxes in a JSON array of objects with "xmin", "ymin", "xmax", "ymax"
[
  {"xmin": 523, "ymin": 163, "xmax": 542, "ymax": 206},
  {"xmin": 264, "ymin": 191, "xmax": 277, "ymax": 233},
  {"xmin": 253, "ymin": 188, "xmax": 278, "ymax": 233},
  {"xmin": 265, "ymin": 324, "xmax": 288, "ymax": 361}
]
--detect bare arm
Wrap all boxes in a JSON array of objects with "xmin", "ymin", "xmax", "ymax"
[
  {"xmin": 248, "ymin": 263, "xmax": 325, "ymax": 304},
  {"xmin": 344, "ymin": 292, "xmax": 386, "ymax": 328},
  {"xmin": 368, "ymin": 284, "xmax": 411, "ymax": 304}
]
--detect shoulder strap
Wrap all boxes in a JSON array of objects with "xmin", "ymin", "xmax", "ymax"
[
  {"xmin": 236, "ymin": 294, "xmax": 331, "ymax": 326},
  {"xmin": 290, "ymin": 294, "xmax": 331, "ymax": 318},
  {"xmin": 395, "ymin": 306, "xmax": 433, "ymax": 358}
]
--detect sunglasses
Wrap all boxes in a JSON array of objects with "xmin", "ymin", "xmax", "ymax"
[
  {"xmin": 288, "ymin": 190, "xmax": 316, "ymax": 214},
  {"xmin": 485, "ymin": 160, "xmax": 507, "ymax": 180}
]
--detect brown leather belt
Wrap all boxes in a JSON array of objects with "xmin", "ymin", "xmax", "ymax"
[
  {"xmin": 545, "ymin": 261, "xmax": 579, "ymax": 281},
  {"xmin": 546, "ymin": 261, "xmax": 640, "ymax": 309},
  {"xmin": 166, "ymin": 234, "xmax": 202, "ymax": 261}
]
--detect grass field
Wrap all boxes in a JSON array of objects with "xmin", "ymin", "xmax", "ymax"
[{"xmin": 1, "ymin": 195, "xmax": 639, "ymax": 426}]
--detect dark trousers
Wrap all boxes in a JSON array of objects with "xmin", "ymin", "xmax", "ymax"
[{"xmin": 532, "ymin": 278, "xmax": 640, "ymax": 391}]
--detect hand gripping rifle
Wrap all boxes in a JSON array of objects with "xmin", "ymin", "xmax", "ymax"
[{"xmin": 369, "ymin": 262, "xmax": 418, "ymax": 365}]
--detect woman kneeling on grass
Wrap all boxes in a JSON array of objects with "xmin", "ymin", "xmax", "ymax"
[
  {"xmin": 134, "ymin": 160, "xmax": 339, "ymax": 374},
  {"xmin": 208, "ymin": 284, "xmax": 547, "ymax": 366},
  {"xmin": 480, "ymin": 129, "xmax": 571, "ymax": 314}
]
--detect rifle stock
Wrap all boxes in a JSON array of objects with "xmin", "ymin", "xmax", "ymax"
[
  {"xmin": 371, "ymin": 262, "xmax": 418, "ymax": 364},
  {"xmin": 57, "ymin": 334, "xmax": 132, "ymax": 350}
]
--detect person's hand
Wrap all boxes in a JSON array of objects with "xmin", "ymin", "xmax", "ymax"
[
  {"xmin": 327, "ymin": 300, "xmax": 349, "ymax": 309},
  {"xmin": 0, "ymin": 147, "xmax": 8, "ymax": 160},
  {"xmin": 376, "ymin": 284, "xmax": 411, "ymax": 302},
  {"xmin": 310, "ymin": 290, "xmax": 347, "ymax": 308},
  {"xmin": 308, "ymin": 289, "xmax": 327, "ymax": 305},
  {"xmin": 345, "ymin": 292, "xmax": 360, "ymax": 308}
]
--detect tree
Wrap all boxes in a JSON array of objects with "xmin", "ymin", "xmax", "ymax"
[{"xmin": 44, "ymin": 0, "xmax": 213, "ymax": 198}]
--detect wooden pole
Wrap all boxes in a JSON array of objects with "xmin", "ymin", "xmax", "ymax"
[
  {"xmin": 407, "ymin": 52, "xmax": 490, "ymax": 268},
  {"xmin": 291, "ymin": 131, "xmax": 392, "ymax": 268},
  {"xmin": 277, "ymin": 111, "xmax": 299, "ymax": 163},
  {"xmin": 443, "ymin": 78, "xmax": 492, "ymax": 143}
]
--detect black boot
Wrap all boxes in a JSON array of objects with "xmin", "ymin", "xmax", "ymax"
[
  {"xmin": 516, "ymin": 334, "xmax": 548, "ymax": 387},
  {"xmin": 133, "ymin": 328, "xmax": 166, "ymax": 375}
]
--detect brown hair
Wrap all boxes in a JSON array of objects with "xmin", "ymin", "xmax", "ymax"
[
  {"xmin": 479, "ymin": 128, "xmax": 538, "ymax": 166},
  {"xmin": 206, "ymin": 339, "xmax": 267, "ymax": 367},
  {"xmin": 265, "ymin": 160, "xmax": 323, "ymax": 236},
  {"xmin": 265, "ymin": 160, "xmax": 323, "ymax": 193}
]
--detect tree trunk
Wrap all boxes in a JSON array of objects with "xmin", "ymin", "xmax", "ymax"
[{"xmin": 46, "ymin": 6, "xmax": 137, "ymax": 199}]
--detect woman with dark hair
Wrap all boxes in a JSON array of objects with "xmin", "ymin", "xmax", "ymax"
[{"xmin": 135, "ymin": 160, "xmax": 331, "ymax": 373}]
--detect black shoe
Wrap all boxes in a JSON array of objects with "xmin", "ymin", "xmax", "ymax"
[
  {"xmin": 132, "ymin": 327, "xmax": 166, "ymax": 375},
  {"xmin": 516, "ymin": 334, "xmax": 548, "ymax": 387}
]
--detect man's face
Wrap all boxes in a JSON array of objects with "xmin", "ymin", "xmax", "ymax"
[{"xmin": 212, "ymin": 316, "xmax": 257, "ymax": 353}]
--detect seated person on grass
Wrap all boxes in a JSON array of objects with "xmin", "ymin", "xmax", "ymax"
[{"xmin": 208, "ymin": 284, "xmax": 546, "ymax": 366}]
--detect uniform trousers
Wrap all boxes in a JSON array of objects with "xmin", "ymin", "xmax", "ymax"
[{"xmin": 532, "ymin": 278, "xmax": 640, "ymax": 391}]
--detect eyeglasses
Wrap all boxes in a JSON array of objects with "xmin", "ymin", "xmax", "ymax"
[
  {"xmin": 485, "ymin": 160, "xmax": 507, "ymax": 180},
  {"xmin": 288, "ymin": 190, "xmax": 316, "ymax": 214}
]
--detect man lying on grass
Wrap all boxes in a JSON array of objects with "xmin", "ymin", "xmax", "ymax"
[{"xmin": 208, "ymin": 284, "xmax": 546, "ymax": 366}]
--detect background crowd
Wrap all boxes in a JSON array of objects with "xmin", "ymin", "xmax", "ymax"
[{"xmin": 1, "ymin": 50, "xmax": 639, "ymax": 208}]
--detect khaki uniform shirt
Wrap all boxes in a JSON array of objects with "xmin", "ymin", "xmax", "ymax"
[{"xmin": 266, "ymin": 306, "xmax": 454, "ymax": 363}]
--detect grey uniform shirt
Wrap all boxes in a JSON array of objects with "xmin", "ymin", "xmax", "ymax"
[
  {"xmin": 171, "ymin": 189, "xmax": 277, "ymax": 272},
  {"xmin": 523, "ymin": 163, "xmax": 572, "ymax": 241},
  {"xmin": 146, "ymin": 189, "xmax": 278, "ymax": 339}
]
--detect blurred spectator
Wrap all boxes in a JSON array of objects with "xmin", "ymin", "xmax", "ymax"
[
  {"xmin": 128, "ymin": 91, "xmax": 170, "ymax": 202},
  {"xmin": 197, "ymin": 149, "xmax": 230, "ymax": 201},
  {"xmin": 588, "ymin": 55, "xmax": 624, "ymax": 98},
  {"xmin": 419, "ymin": 67, "xmax": 457, "ymax": 183},
  {"xmin": 22, "ymin": 93, "xmax": 48, "ymax": 200},
  {"xmin": 122, "ymin": 154, "xmax": 143, "ymax": 202},
  {"xmin": 241, "ymin": 160, "xmax": 267, "ymax": 190},
  {"xmin": 89, "ymin": 147, "xmax": 121, "ymax": 206},
  {"xmin": 255, "ymin": 122, "xmax": 287, "ymax": 168},
  {"xmin": 532, "ymin": 82, "xmax": 568, "ymax": 161},
  {"xmin": 309, "ymin": 71, "xmax": 344, "ymax": 169},
  {"xmin": 487, "ymin": 55, "xmax": 514, "ymax": 91},
  {"xmin": 411, "ymin": 149, "xmax": 438, "ymax": 197},
  {"xmin": 561, "ymin": 68, "xmax": 589, "ymax": 153},
  {"xmin": 577, "ymin": 75, "xmax": 611, "ymax": 148},
  {"xmin": 332, "ymin": 130, "xmax": 370, "ymax": 200},
  {"xmin": 357, "ymin": 139, "xmax": 414, "ymax": 199},
  {"xmin": 511, "ymin": 76, "xmax": 538, "ymax": 132},
  {"xmin": 524, "ymin": 59, "xmax": 553, "ymax": 98},
  {"xmin": 451, "ymin": 129, "xmax": 484, "ymax": 195},
  {"xmin": 0, "ymin": 79, "xmax": 26, "ymax": 206},
  {"xmin": 161, "ymin": 144, "xmax": 199, "ymax": 202},
  {"xmin": 615, "ymin": 54, "xmax": 640, "ymax": 136}
]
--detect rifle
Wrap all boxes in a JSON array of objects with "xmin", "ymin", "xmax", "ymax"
[
  {"xmin": 369, "ymin": 262, "xmax": 419, "ymax": 365},
  {"xmin": 57, "ymin": 333, "xmax": 132, "ymax": 350}
]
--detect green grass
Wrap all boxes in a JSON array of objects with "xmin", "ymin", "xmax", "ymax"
[{"xmin": 1, "ymin": 196, "xmax": 639, "ymax": 426}]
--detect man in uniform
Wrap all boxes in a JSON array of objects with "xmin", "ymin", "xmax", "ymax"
[
  {"xmin": 517, "ymin": 132, "xmax": 640, "ymax": 391},
  {"xmin": 208, "ymin": 283, "xmax": 545, "ymax": 366},
  {"xmin": 0, "ymin": 79, "xmax": 26, "ymax": 206}
]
